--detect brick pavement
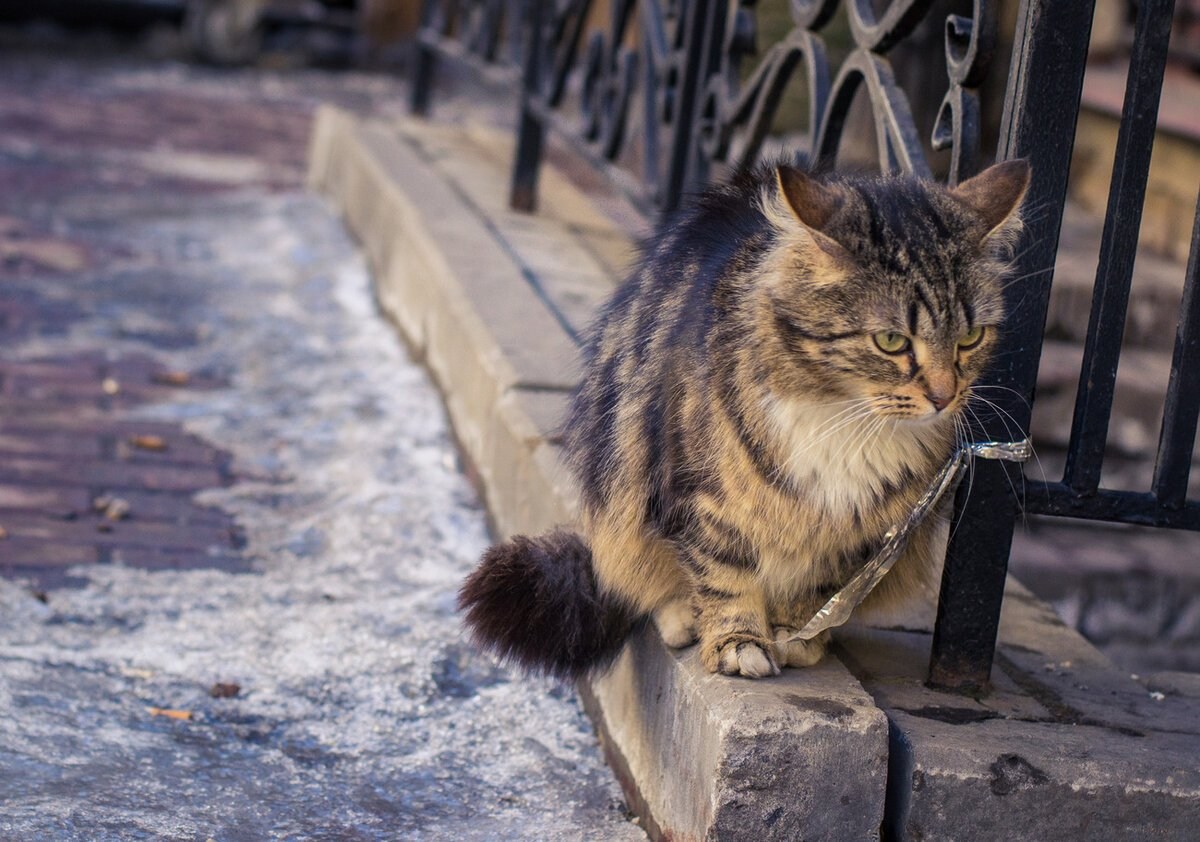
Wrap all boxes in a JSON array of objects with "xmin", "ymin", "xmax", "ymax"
[
  {"xmin": 0, "ymin": 37, "xmax": 405, "ymax": 591},
  {"xmin": 0, "ymin": 349, "xmax": 246, "ymax": 589}
]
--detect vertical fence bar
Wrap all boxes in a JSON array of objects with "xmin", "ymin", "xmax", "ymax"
[
  {"xmin": 410, "ymin": 0, "xmax": 440, "ymax": 116},
  {"xmin": 510, "ymin": 0, "xmax": 547, "ymax": 212},
  {"xmin": 1061, "ymin": 0, "xmax": 1177, "ymax": 495},
  {"xmin": 660, "ymin": 0, "xmax": 716, "ymax": 215},
  {"xmin": 928, "ymin": 0, "xmax": 1098, "ymax": 694},
  {"xmin": 474, "ymin": 0, "xmax": 504, "ymax": 61},
  {"xmin": 1152, "ymin": 196, "xmax": 1200, "ymax": 508}
]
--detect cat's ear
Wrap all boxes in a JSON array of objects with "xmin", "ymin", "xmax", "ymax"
[
  {"xmin": 775, "ymin": 165, "xmax": 849, "ymax": 259},
  {"xmin": 776, "ymin": 166, "xmax": 842, "ymax": 230},
  {"xmin": 950, "ymin": 159, "xmax": 1031, "ymax": 241}
]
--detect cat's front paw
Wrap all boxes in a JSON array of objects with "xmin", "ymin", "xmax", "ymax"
[
  {"xmin": 715, "ymin": 640, "xmax": 780, "ymax": 678},
  {"xmin": 772, "ymin": 627, "xmax": 829, "ymax": 667}
]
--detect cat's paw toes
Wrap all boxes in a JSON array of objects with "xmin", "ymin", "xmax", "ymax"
[
  {"xmin": 716, "ymin": 641, "xmax": 779, "ymax": 678},
  {"xmin": 772, "ymin": 627, "xmax": 829, "ymax": 667},
  {"xmin": 653, "ymin": 599, "xmax": 697, "ymax": 648}
]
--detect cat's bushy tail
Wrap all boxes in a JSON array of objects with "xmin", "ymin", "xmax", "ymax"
[{"xmin": 458, "ymin": 530, "xmax": 636, "ymax": 680}]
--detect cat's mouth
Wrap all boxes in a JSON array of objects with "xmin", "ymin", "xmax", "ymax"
[{"xmin": 869, "ymin": 392, "xmax": 964, "ymax": 422}]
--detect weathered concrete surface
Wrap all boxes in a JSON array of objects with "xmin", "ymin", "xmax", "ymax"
[
  {"xmin": 586, "ymin": 629, "xmax": 888, "ymax": 842},
  {"xmin": 311, "ymin": 104, "xmax": 1200, "ymax": 841},
  {"xmin": 0, "ymin": 42, "xmax": 642, "ymax": 840},
  {"xmin": 839, "ymin": 581, "xmax": 1200, "ymax": 841}
]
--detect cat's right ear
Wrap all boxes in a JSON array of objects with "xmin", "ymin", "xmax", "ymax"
[
  {"xmin": 777, "ymin": 166, "xmax": 844, "ymax": 230},
  {"xmin": 776, "ymin": 166, "xmax": 842, "ymax": 230},
  {"xmin": 775, "ymin": 166, "xmax": 849, "ymax": 261}
]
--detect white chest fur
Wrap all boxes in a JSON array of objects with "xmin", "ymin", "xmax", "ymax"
[{"xmin": 763, "ymin": 395, "xmax": 936, "ymax": 519}]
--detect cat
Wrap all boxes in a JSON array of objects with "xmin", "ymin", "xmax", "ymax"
[{"xmin": 459, "ymin": 158, "xmax": 1030, "ymax": 680}]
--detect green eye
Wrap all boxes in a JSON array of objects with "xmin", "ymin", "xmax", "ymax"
[
  {"xmin": 958, "ymin": 326, "xmax": 985, "ymax": 349},
  {"xmin": 873, "ymin": 331, "xmax": 911, "ymax": 354}
]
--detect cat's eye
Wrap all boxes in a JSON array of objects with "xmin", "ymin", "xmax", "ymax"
[
  {"xmin": 873, "ymin": 331, "xmax": 911, "ymax": 354},
  {"xmin": 958, "ymin": 326, "xmax": 985, "ymax": 349}
]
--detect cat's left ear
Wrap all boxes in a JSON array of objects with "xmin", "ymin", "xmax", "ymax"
[{"xmin": 950, "ymin": 159, "xmax": 1031, "ymax": 241}]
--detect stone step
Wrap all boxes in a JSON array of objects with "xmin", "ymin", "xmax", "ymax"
[
  {"xmin": 1030, "ymin": 339, "xmax": 1200, "ymax": 478},
  {"xmin": 1068, "ymin": 60, "xmax": 1200, "ymax": 266},
  {"xmin": 1010, "ymin": 516, "xmax": 1200, "ymax": 673},
  {"xmin": 1032, "ymin": 339, "xmax": 1168, "ymax": 454},
  {"xmin": 1045, "ymin": 202, "xmax": 1191, "ymax": 354}
]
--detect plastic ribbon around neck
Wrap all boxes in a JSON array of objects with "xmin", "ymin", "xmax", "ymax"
[{"xmin": 782, "ymin": 438, "xmax": 1032, "ymax": 644}]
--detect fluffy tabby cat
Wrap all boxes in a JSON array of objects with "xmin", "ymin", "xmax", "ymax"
[{"xmin": 459, "ymin": 159, "xmax": 1030, "ymax": 679}]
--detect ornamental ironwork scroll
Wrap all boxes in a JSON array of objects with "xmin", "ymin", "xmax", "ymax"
[
  {"xmin": 420, "ymin": 0, "xmax": 526, "ymax": 66},
  {"xmin": 509, "ymin": 0, "xmax": 998, "ymax": 214},
  {"xmin": 411, "ymin": 0, "xmax": 530, "ymax": 115},
  {"xmin": 697, "ymin": 0, "xmax": 836, "ymax": 180},
  {"xmin": 511, "ymin": 0, "xmax": 715, "ymax": 214},
  {"xmin": 698, "ymin": 0, "xmax": 997, "ymax": 187}
]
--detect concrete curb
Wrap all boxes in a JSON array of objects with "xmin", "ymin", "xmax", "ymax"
[
  {"xmin": 308, "ymin": 106, "xmax": 577, "ymax": 537},
  {"xmin": 584, "ymin": 630, "xmax": 888, "ymax": 841},
  {"xmin": 308, "ymin": 106, "xmax": 1200, "ymax": 841}
]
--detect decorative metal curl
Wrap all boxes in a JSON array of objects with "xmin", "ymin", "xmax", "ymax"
[
  {"xmin": 536, "ymin": 0, "xmax": 591, "ymax": 108},
  {"xmin": 789, "ymin": 0, "xmax": 840, "ymax": 31},
  {"xmin": 932, "ymin": 85, "xmax": 980, "ymax": 184},
  {"xmin": 513, "ymin": 0, "xmax": 707, "ymax": 213},
  {"xmin": 818, "ymin": 47, "xmax": 931, "ymax": 177},
  {"xmin": 698, "ymin": 3, "xmax": 831, "ymax": 171},
  {"xmin": 932, "ymin": 0, "xmax": 996, "ymax": 183},
  {"xmin": 700, "ymin": 0, "xmax": 995, "ymax": 185},
  {"xmin": 580, "ymin": 0, "xmax": 638, "ymax": 160},
  {"xmin": 846, "ymin": 0, "xmax": 938, "ymax": 54},
  {"xmin": 638, "ymin": 0, "xmax": 704, "ymax": 206},
  {"xmin": 505, "ymin": 0, "xmax": 997, "ymax": 213}
]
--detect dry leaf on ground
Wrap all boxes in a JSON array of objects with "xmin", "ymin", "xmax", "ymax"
[
  {"xmin": 152, "ymin": 371, "xmax": 191, "ymax": 386},
  {"xmin": 146, "ymin": 707, "xmax": 193, "ymax": 721},
  {"xmin": 0, "ymin": 237, "xmax": 88, "ymax": 272}
]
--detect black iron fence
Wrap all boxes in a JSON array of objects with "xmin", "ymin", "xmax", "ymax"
[{"xmin": 411, "ymin": 0, "xmax": 1200, "ymax": 694}]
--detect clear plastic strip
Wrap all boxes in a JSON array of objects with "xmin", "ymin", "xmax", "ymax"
[{"xmin": 783, "ymin": 439, "xmax": 1032, "ymax": 643}]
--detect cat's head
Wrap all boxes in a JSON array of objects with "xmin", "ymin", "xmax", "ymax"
[{"xmin": 757, "ymin": 160, "xmax": 1030, "ymax": 423}]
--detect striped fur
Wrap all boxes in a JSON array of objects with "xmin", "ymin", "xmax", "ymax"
[{"xmin": 461, "ymin": 160, "xmax": 1030, "ymax": 679}]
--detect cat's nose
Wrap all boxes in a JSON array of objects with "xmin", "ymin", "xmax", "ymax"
[{"xmin": 926, "ymin": 390, "xmax": 954, "ymax": 412}]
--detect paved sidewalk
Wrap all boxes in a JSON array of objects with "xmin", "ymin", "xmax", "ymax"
[{"xmin": 0, "ymin": 37, "xmax": 641, "ymax": 840}]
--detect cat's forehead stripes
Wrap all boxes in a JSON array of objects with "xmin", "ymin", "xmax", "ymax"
[
  {"xmin": 809, "ymin": 178, "xmax": 994, "ymax": 341},
  {"xmin": 840, "ymin": 181, "xmax": 964, "ymax": 275},
  {"xmin": 911, "ymin": 282, "xmax": 943, "ymax": 333}
]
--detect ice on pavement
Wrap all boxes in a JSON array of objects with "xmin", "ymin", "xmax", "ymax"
[{"xmin": 0, "ymin": 192, "xmax": 645, "ymax": 841}]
